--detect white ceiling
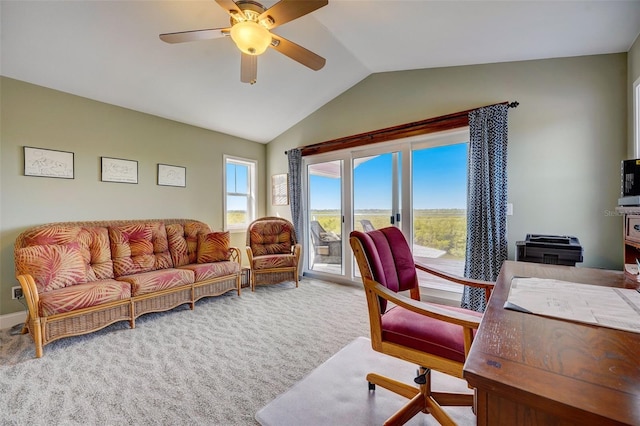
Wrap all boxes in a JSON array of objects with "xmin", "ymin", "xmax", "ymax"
[{"xmin": 2, "ymin": 1, "xmax": 640, "ymax": 143}]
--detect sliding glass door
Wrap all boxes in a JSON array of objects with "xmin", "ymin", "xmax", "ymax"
[{"xmin": 303, "ymin": 129, "xmax": 470, "ymax": 295}]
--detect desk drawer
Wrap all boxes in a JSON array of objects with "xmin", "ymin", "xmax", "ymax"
[{"xmin": 626, "ymin": 216, "xmax": 640, "ymax": 243}]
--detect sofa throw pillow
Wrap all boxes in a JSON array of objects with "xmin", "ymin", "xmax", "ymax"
[
  {"xmin": 15, "ymin": 243, "xmax": 88, "ymax": 293},
  {"xmin": 197, "ymin": 232, "xmax": 230, "ymax": 263}
]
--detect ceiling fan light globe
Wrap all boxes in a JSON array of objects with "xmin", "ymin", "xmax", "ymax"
[{"xmin": 230, "ymin": 21, "xmax": 271, "ymax": 55}]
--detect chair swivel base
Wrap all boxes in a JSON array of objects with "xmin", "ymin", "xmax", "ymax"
[{"xmin": 366, "ymin": 369, "xmax": 473, "ymax": 426}]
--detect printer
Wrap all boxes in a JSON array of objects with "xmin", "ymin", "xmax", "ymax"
[{"xmin": 515, "ymin": 234, "xmax": 583, "ymax": 266}]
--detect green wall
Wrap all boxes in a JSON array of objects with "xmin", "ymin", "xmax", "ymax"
[
  {"xmin": 267, "ymin": 54, "xmax": 628, "ymax": 271},
  {"xmin": 0, "ymin": 77, "xmax": 266, "ymax": 316}
]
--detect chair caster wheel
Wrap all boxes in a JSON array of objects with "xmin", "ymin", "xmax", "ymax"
[{"xmin": 368, "ymin": 381, "xmax": 375, "ymax": 390}]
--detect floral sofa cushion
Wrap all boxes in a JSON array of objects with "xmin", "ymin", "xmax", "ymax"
[
  {"xmin": 178, "ymin": 261, "xmax": 240, "ymax": 282},
  {"xmin": 16, "ymin": 224, "xmax": 115, "ymax": 284},
  {"xmin": 116, "ymin": 268, "xmax": 194, "ymax": 296},
  {"xmin": 15, "ymin": 243, "xmax": 88, "ymax": 292},
  {"xmin": 109, "ymin": 222, "xmax": 172, "ymax": 278},
  {"xmin": 197, "ymin": 231, "xmax": 231, "ymax": 263},
  {"xmin": 77, "ymin": 227, "xmax": 114, "ymax": 281},
  {"xmin": 39, "ymin": 279, "xmax": 131, "ymax": 316},
  {"xmin": 166, "ymin": 221, "xmax": 211, "ymax": 267}
]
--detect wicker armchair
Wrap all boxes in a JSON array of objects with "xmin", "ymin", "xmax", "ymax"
[{"xmin": 246, "ymin": 217, "xmax": 301, "ymax": 291}]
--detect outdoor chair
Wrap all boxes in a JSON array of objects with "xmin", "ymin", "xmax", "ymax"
[
  {"xmin": 246, "ymin": 217, "xmax": 301, "ymax": 291},
  {"xmin": 349, "ymin": 226, "xmax": 494, "ymax": 425},
  {"xmin": 309, "ymin": 220, "xmax": 341, "ymax": 264},
  {"xmin": 360, "ymin": 219, "xmax": 376, "ymax": 232}
]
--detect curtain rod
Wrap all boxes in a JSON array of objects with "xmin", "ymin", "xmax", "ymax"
[{"xmin": 285, "ymin": 100, "xmax": 519, "ymax": 155}]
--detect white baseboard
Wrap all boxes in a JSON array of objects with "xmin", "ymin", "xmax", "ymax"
[{"xmin": 0, "ymin": 310, "xmax": 26, "ymax": 331}]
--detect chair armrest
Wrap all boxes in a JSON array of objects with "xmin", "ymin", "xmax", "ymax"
[
  {"xmin": 368, "ymin": 278, "xmax": 482, "ymax": 330},
  {"xmin": 414, "ymin": 261, "xmax": 494, "ymax": 302},
  {"xmin": 16, "ymin": 274, "xmax": 40, "ymax": 321},
  {"xmin": 292, "ymin": 243, "xmax": 302, "ymax": 263},
  {"xmin": 229, "ymin": 247, "xmax": 241, "ymax": 264}
]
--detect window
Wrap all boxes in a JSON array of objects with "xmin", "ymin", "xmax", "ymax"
[{"xmin": 224, "ymin": 156, "xmax": 256, "ymax": 230}]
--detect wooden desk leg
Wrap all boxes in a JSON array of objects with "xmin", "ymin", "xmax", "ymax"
[{"xmin": 475, "ymin": 388, "xmax": 488, "ymax": 426}]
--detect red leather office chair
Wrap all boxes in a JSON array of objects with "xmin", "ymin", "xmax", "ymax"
[{"xmin": 350, "ymin": 227, "xmax": 493, "ymax": 425}]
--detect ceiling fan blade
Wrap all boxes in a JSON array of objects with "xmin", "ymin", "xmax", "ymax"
[
  {"xmin": 159, "ymin": 28, "xmax": 229, "ymax": 44},
  {"xmin": 215, "ymin": 0, "xmax": 246, "ymax": 20},
  {"xmin": 270, "ymin": 34, "xmax": 325, "ymax": 71},
  {"xmin": 259, "ymin": 0, "xmax": 328, "ymax": 30},
  {"xmin": 241, "ymin": 53, "xmax": 258, "ymax": 84}
]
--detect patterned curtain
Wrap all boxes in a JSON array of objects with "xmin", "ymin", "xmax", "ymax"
[
  {"xmin": 462, "ymin": 104, "xmax": 509, "ymax": 312},
  {"xmin": 287, "ymin": 149, "xmax": 303, "ymax": 244}
]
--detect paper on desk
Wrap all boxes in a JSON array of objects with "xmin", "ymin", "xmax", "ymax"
[
  {"xmin": 505, "ymin": 277, "xmax": 640, "ymax": 334},
  {"xmin": 624, "ymin": 263, "xmax": 639, "ymax": 275}
]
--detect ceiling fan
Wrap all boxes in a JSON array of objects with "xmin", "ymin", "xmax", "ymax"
[{"xmin": 160, "ymin": 0, "xmax": 328, "ymax": 85}]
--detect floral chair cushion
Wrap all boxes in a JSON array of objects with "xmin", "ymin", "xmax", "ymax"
[
  {"xmin": 247, "ymin": 218, "xmax": 295, "ymax": 256},
  {"xmin": 252, "ymin": 254, "xmax": 297, "ymax": 271}
]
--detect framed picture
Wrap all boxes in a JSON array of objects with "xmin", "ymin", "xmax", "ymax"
[
  {"xmin": 157, "ymin": 163, "xmax": 186, "ymax": 187},
  {"xmin": 24, "ymin": 146, "xmax": 74, "ymax": 179},
  {"xmin": 272, "ymin": 173, "xmax": 289, "ymax": 205},
  {"xmin": 101, "ymin": 157, "xmax": 138, "ymax": 184}
]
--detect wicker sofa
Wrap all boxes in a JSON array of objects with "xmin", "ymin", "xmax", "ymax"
[{"xmin": 14, "ymin": 218, "xmax": 241, "ymax": 358}]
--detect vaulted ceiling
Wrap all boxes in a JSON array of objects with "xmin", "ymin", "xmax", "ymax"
[{"xmin": 2, "ymin": 1, "xmax": 639, "ymax": 143}]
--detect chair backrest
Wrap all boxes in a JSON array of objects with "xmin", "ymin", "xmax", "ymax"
[
  {"xmin": 246, "ymin": 217, "xmax": 297, "ymax": 256},
  {"xmin": 360, "ymin": 219, "xmax": 376, "ymax": 232},
  {"xmin": 350, "ymin": 227, "xmax": 419, "ymax": 311},
  {"xmin": 309, "ymin": 221, "xmax": 324, "ymax": 246}
]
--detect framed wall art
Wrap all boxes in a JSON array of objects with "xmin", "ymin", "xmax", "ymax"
[
  {"xmin": 101, "ymin": 157, "xmax": 138, "ymax": 184},
  {"xmin": 157, "ymin": 163, "xmax": 186, "ymax": 187},
  {"xmin": 271, "ymin": 173, "xmax": 289, "ymax": 205},
  {"xmin": 24, "ymin": 146, "xmax": 74, "ymax": 179}
]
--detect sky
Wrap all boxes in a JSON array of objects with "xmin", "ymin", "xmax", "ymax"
[{"xmin": 309, "ymin": 143, "xmax": 468, "ymax": 210}]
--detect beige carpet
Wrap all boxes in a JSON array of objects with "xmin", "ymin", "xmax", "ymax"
[
  {"xmin": 0, "ymin": 278, "xmax": 372, "ymax": 425},
  {"xmin": 256, "ymin": 336, "xmax": 475, "ymax": 426},
  {"xmin": 0, "ymin": 278, "xmax": 475, "ymax": 425}
]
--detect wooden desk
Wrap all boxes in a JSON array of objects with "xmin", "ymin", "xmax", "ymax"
[{"xmin": 463, "ymin": 261, "xmax": 640, "ymax": 425}]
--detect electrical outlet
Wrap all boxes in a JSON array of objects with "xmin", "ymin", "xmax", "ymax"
[
  {"xmin": 506, "ymin": 203, "xmax": 514, "ymax": 216},
  {"xmin": 11, "ymin": 286, "xmax": 23, "ymax": 300}
]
